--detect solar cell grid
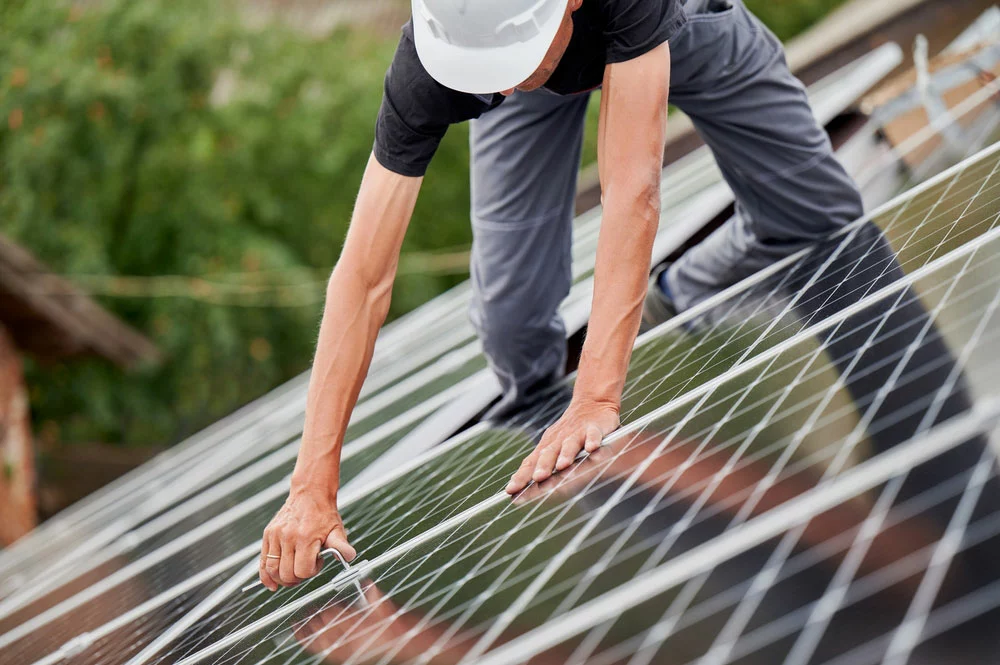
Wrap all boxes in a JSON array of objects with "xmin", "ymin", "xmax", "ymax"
[
  {"xmin": 117, "ymin": 143, "xmax": 1000, "ymax": 665},
  {"xmin": 0, "ymin": 44, "xmax": 908, "ymax": 665},
  {"xmin": 0, "ymin": 372, "xmax": 467, "ymax": 636},
  {"xmin": 0, "ymin": 550, "xmax": 255, "ymax": 665},
  {"xmin": 0, "ymin": 386, "xmax": 310, "ymax": 597},
  {"xmin": 485, "ymin": 407, "xmax": 1000, "ymax": 665},
  {"xmin": 0, "ymin": 403, "xmax": 446, "ymax": 662},
  {"xmin": 620, "ymin": 141, "xmax": 1000, "ymax": 425}
]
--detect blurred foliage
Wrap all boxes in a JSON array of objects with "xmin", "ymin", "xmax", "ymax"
[
  {"xmin": 0, "ymin": 0, "xmax": 850, "ymax": 448},
  {"xmin": 0, "ymin": 0, "xmax": 470, "ymax": 446},
  {"xmin": 745, "ymin": 0, "xmax": 851, "ymax": 42}
]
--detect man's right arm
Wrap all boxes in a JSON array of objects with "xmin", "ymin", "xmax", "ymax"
[{"xmin": 259, "ymin": 154, "xmax": 422, "ymax": 591}]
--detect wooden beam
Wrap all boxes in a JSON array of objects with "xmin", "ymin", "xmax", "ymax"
[{"xmin": 0, "ymin": 236, "xmax": 160, "ymax": 369}]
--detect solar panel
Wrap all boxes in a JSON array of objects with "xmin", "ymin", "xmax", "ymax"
[
  {"xmin": 0, "ymin": 42, "xmax": 900, "ymax": 604},
  {"xmin": 21, "ymin": 556, "xmax": 255, "ymax": 665},
  {"xmin": 477, "ymin": 402, "xmax": 1000, "ymax": 665},
  {"xmin": 104, "ymin": 140, "xmax": 1000, "ymax": 665},
  {"xmin": 0, "ymin": 43, "xmax": 916, "ymax": 665}
]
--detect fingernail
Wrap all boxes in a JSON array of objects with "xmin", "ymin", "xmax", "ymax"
[
  {"xmin": 506, "ymin": 482, "xmax": 517, "ymax": 493},
  {"xmin": 558, "ymin": 455, "xmax": 570, "ymax": 467}
]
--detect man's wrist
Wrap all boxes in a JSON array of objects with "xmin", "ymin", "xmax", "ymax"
[
  {"xmin": 289, "ymin": 470, "xmax": 339, "ymax": 503},
  {"xmin": 574, "ymin": 356, "xmax": 624, "ymax": 409},
  {"xmin": 571, "ymin": 385, "xmax": 621, "ymax": 412}
]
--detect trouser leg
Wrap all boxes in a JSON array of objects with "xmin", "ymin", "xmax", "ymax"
[
  {"xmin": 666, "ymin": 0, "xmax": 864, "ymax": 312},
  {"xmin": 469, "ymin": 88, "xmax": 590, "ymax": 417},
  {"xmin": 668, "ymin": 0, "xmax": 1000, "ymax": 573}
]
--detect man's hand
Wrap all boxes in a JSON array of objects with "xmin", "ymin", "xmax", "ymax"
[
  {"xmin": 259, "ymin": 489, "xmax": 356, "ymax": 591},
  {"xmin": 505, "ymin": 398, "xmax": 620, "ymax": 494}
]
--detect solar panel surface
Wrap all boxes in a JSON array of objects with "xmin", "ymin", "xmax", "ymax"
[
  {"xmin": 0, "ymin": 44, "xmax": 952, "ymax": 662},
  {"xmin": 94, "ymin": 136, "xmax": 1000, "ymax": 665}
]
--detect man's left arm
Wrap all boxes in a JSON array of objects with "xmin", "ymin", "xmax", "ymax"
[{"xmin": 506, "ymin": 42, "xmax": 671, "ymax": 494}]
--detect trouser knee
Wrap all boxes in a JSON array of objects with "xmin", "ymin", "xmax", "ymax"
[
  {"xmin": 736, "ymin": 154, "xmax": 865, "ymax": 246},
  {"xmin": 472, "ymin": 301, "xmax": 567, "ymax": 392}
]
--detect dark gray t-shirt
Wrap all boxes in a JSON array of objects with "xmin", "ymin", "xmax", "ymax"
[{"xmin": 373, "ymin": 0, "xmax": 686, "ymax": 177}]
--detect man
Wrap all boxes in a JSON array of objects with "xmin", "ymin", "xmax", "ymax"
[{"xmin": 258, "ymin": 0, "xmax": 865, "ymax": 591}]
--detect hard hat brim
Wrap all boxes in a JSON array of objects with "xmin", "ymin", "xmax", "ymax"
[{"xmin": 412, "ymin": 0, "xmax": 567, "ymax": 95}]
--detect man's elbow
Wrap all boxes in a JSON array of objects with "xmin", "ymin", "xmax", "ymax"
[
  {"xmin": 329, "ymin": 259, "xmax": 394, "ymax": 318},
  {"xmin": 635, "ymin": 178, "xmax": 661, "ymax": 222},
  {"xmin": 606, "ymin": 177, "xmax": 661, "ymax": 230}
]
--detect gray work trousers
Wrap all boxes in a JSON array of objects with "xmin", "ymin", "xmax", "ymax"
[{"xmin": 469, "ymin": 0, "xmax": 864, "ymax": 414}]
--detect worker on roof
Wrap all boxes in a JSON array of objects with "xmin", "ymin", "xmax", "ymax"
[{"xmin": 258, "ymin": 0, "xmax": 866, "ymax": 590}]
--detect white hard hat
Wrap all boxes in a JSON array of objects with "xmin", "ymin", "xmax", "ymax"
[{"xmin": 412, "ymin": 0, "xmax": 570, "ymax": 95}]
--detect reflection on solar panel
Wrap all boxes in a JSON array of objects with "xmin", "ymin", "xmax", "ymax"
[{"xmin": 7, "ymin": 42, "xmax": 1000, "ymax": 665}]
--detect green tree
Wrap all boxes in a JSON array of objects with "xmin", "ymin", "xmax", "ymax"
[{"xmin": 0, "ymin": 0, "xmax": 471, "ymax": 446}]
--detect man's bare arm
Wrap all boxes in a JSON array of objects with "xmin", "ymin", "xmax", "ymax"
[
  {"xmin": 579, "ymin": 42, "xmax": 670, "ymax": 402},
  {"xmin": 507, "ymin": 42, "xmax": 670, "ymax": 493},
  {"xmin": 260, "ymin": 154, "xmax": 422, "ymax": 590}
]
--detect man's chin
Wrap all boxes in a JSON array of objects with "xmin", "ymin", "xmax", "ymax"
[
  {"xmin": 514, "ymin": 78, "xmax": 550, "ymax": 94},
  {"xmin": 512, "ymin": 67, "xmax": 558, "ymax": 94}
]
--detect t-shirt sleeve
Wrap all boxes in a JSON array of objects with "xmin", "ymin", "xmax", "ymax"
[
  {"xmin": 374, "ymin": 23, "xmax": 497, "ymax": 177},
  {"xmin": 602, "ymin": 0, "xmax": 686, "ymax": 65}
]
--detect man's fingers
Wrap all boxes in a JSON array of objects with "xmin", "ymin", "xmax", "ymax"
[
  {"xmin": 556, "ymin": 433, "xmax": 586, "ymax": 470},
  {"xmin": 325, "ymin": 526, "xmax": 357, "ymax": 562},
  {"xmin": 278, "ymin": 537, "xmax": 300, "ymax": 586},
  {"xmin": 259, "ymin": 537, "xmax": 274, "ymax": 591},
  {"xmin": 294, "ymin": 539, "xmax": 322, "ymax": 579},
  {"xmin": 259, "ymin": 564, "xmax": 278, "ymax": 592},
  {"xmin": 261, "ymin": 531, "xmax": 281, "ymax": 592},
  {"xmin": 533, "ymin": 445, "xmax": 560, "ymax": 483},
  {"xmin": 584, "ymin": 424, "xmax": 604, "ymax": 452},
  {"xmin": 506, "ymin": 452, "xmax": 539, "ymax": 494}
]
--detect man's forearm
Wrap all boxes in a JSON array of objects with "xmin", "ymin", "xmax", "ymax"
[
  {"xmin": 505, "ymin": 45, "xmax": 670, "ymax": 495},
  {"xmin": 575, "ymin": 187, "xmax": 660, "ymax": 405},
  {"xmin": 290, "ymin": 154, "xmax": 423, "ymax": 499},
  {"xmin": 290, "ymin": 266, "xmax": 392, "ymax": 497}
]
